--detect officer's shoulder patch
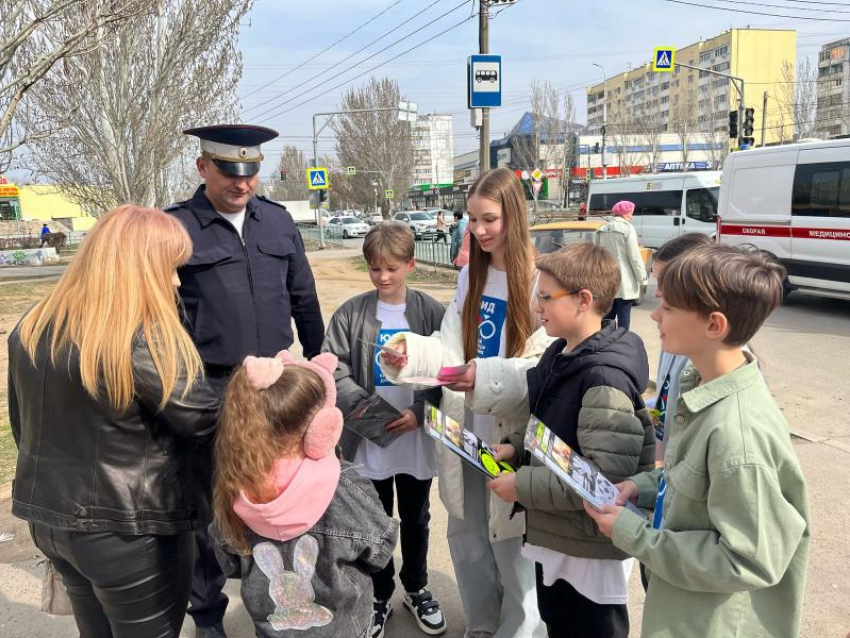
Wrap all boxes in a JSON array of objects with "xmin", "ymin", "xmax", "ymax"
[{"xmin": 257, "ymin": 195, "xmax": 286, "ymax": 210}]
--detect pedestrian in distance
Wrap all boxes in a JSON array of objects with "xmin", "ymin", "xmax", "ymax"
[
  {"xmin": 8, "ymin": 205, "xmax": 220, "ymax": 638},
  {"xmin": 433, "ymin": 210, "xmax": 448, "ymax": 243},
  {"xmin": 39, "ymin": 222, "xmax": 50, "ymax": 247},
  {"xmin": 323, "ymin": 222, "xmax": 447, "ymax": 638},
  {"xmin": 380, "ymin": 167, "xmax": 550, "ymax": 638},
  {"xmin": 487, "ymin": 242, "xmax": 655, "ymax": 638},
  {"xmin": 585, "ymin": 244, "xmax": 811, "ymax": 638},
  {"xmin": 596, "ymin": 200, "xmax": 647, "ymax": 331},
  {"xmin": 450, "ymin": 210, "xmax": 467, "ymax": 265},
  {"xmin": 212, "ymin": 352, "xmax": 398, "ymax": 638},
  {"xmin": 165, "ymin": 123, "xmax": 325, "ymax": 638}
]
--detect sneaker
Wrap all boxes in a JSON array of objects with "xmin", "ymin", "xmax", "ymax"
[
  {"xmin": 371, "ymin": 598, "xmax": 393, "ymax": 638},
  {"xmin": 403, "ymin": 588, "xmax": 446, "ymax": 635}
]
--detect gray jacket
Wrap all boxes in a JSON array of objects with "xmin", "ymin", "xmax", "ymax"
[
  {"xmin": 322, "ymin": 288, "xmax": 445, "ymax": 460},
  {"xmin": 214, "ymin": 463, "xmax": 399, "ymax": 638}
]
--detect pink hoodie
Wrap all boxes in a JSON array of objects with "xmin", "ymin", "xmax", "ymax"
[{"xmin": 233, "ymin": 455, "xmax": 341, "ymax": 542}]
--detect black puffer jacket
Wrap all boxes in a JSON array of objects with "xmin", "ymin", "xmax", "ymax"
[
  {"xmin": 8, "ymin": 326, "xmax": 220, "ymax": 535},
  {"xmin": 507, "ymin": 322, "xmax": 655, "ymax": 559}
]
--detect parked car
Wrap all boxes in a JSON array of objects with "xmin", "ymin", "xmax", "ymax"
[
  {"xmin": 529, "ymin": 220, "xmax": 653, "ymax": 304},
  {"xmin": 392, "ymin": 211, "xmax": 437, "ymax": 239},
  {"xmin": 366, "ymin": 212, "xmax": 384, "ymax": 225},
  {"xmin": 327, "ymin": 216, "xmax": 370, "ymax": 239}
]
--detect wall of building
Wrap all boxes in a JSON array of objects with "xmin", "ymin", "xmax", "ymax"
[
  {"xmin": 817, "ymin": 39, "xmax": 849, "ymax": 137},
  {"xmin": 17, "ymin": 185, "xmax": 97, "ymax": 230},
  {"xmin": 413, "ymin": 115, "xmax": 454, "ymax": 187}
]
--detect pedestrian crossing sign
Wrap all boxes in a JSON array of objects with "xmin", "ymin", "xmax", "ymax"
[
  {"xmin": 307, "ymin": 167, "xmax": 329, "ymax": 190},
  {"xmin": 652, "ymin": 47, "xmax": 676, "ymax": 73}
]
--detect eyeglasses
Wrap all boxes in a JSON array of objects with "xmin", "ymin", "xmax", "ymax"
[{"xmin": 535, "ymin": 289, "xmax": 583, "ymax": 304}]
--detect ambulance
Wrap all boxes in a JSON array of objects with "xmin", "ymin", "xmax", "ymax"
[{"xmin": 717, "ymin": 138, "xmax": 850, "ymax": 301}]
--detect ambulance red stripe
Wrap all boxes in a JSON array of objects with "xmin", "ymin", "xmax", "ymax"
[{"xmin": 719, "ymin": 224, "xmax": 850, "ymax": 241}]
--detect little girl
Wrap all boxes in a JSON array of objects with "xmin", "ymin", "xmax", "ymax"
[{"xmin": 213, "ymin": 351, "xmax": 399, "ymax": 638}]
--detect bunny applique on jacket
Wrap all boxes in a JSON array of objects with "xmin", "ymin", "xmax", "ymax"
[{"xmin": 213, "ymin": 351, "xmax": 399, "ymax": 638}]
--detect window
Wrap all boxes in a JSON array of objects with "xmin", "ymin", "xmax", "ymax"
[
  {"xmin": 714, "ymin": 62, "xmax": 730, "ymax": 72},
  {"xmin": 661, "ymin": 82, "xmax": 670, "ymax": 91},
  {"xmin": 685, "ymin": 187, "xmax": 719, "ymax": 223},
  {"xmin": 716, "ymin": 45, "xmax": 729, "ymax": 57},
  {"xmin": 699, "ymin": 52, "xmax": 712, "ymax": 64},
  {"xmin": 660, "ymin": 96, "xmax": 669, "ymax": 104},
  {"xmin": 792, "ymin": 162, "xmax": 850, "ymax": 218},
  {"xmin": 714, "ymin": 94, "xmax": 727, "ymax": 106},
  {"xmin": 588, "ymin": 190, "xmax": 683, "ymax": 217},
  {"xmin": 832, "ymin": 63, "xmax": 844, "ymax": 75}
]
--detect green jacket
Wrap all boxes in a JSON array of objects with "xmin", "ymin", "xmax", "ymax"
[{"xmin": 612, "ymin": 354, "xmax": 810, "ymax": 638}]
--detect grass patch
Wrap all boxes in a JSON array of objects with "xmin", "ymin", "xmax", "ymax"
[{"xmin": 348, "ymin": 256, "xmax": 457, "ymax": 285}]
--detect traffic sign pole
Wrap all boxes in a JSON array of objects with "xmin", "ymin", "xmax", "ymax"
[{"xmin": 479, "ymin": 0, "xmax": 490, "ymax": 174}]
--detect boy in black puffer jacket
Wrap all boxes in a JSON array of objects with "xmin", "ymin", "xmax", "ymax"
[{"xmin": 488, "ymin": 243, "xmax": 655, "ymax": 638}]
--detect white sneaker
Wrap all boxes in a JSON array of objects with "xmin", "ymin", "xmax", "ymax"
[
  {"xmin": 371, "ymin": 598, "xmax": 393, "ymax": 638},
  {"xmin": 403, "ymin": 588, "xmax": 446, "ymax": 635}
]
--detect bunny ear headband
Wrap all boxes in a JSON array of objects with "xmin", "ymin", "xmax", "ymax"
[{"xmin": 242, "ymin": 351, "xmax": 342, "ymax": 460}]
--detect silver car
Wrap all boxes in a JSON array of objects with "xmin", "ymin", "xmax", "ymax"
[
  {"xmin": 392, "ymin": 211, "xmax": 437, "ymax": 239},
  {"xmin": 327, "ymin": 216, "xmax": 370, "ymax": 238}
]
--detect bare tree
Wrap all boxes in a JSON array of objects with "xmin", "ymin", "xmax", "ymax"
[
  {"xmin": 22, "ymin": 0, "xmax": 252, "ymax": 214},
  {"xmin": 776, "ymin": 59, "xmax": 817, "ymax": 142},
  {"xmin": 633, "ymin": 104, "xmax": 665, "ymax": 173},
  {"xmin": 332, "ymin": 77, "xmax": 414, "ymax": 217},
  {"xmin": 607, "ymin": 101, "xmax": 641, "ymax": 174},
  {"xmin": 0, "ymin": 0, "xmax": 154, "ymax": 172},
  {"xmin": 265, "ymin": 145, "xmax": 311, "ymax": 202},
  {"xmin": 510, "ymin": 80, "xmax": 568, "ymax": 174},
  {"xmin": 671, "ymin": 90, "xmax": 698, "ymax": 167},
  {"xmin": 696, "ymin": 81, "xmax": 730, "ymax": 169}
]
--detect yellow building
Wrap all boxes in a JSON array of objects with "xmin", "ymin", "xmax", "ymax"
[
  {"xmin": 586, "ymin": 29, "xmax": 796, "ymax": 147},
  {"xmin": 17, "ymin": 184, "xmax": 97, "ymax": 231}
]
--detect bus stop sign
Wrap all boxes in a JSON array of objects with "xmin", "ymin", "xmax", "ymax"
[{"xmin": 468, "ymin": 54, "xmax": 502, "ymax": 108}]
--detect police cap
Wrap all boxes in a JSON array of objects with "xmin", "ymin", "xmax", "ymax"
[{"xmin": 183, "ymin": 124, "xmax": 279, "ymax": 177}]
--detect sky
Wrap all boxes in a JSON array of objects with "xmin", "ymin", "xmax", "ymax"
[
  {"xmin": 7, "ymin": 0, "xmax": 850, "ymax": 183},
  {"xmin": 235, "ymin": 0, "xmax": 850, "ymax": 178}
]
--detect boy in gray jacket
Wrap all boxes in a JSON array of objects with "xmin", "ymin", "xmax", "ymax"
[{"xmin": 322, "ymin": 222, "xmax": 446, "ymax": 638}]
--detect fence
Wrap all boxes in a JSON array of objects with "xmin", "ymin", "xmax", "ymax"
[
  {"xmin": 414, "ymin": 236, "xmax": 455, "ymax": 270},
  {"xmin": 296, "ymin": 223, "xmax": 345, "ymax": 250}
]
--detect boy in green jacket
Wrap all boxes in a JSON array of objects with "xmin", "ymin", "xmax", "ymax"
[{"xmin": 585, "ymin": 244, "xmax": 810, "ymax": 638}]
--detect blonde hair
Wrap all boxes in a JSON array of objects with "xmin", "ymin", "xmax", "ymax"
[
  {"xmin": 214, "ymin": 366, "xmax": 325, "ymax": 554},
  {"xmin": 17, "ymin": 205, "xmax": 201, "ymax": 412},
  {"xmin": 362, "ymin": 221, "xmax": 415, "ymax": 263},
  {"xmin": 536, "ymin": 244, "xmax": 621, "ymax": 315},
  {"xmin": 463, "ymin": 168, "xmax": 534, "ymax": 360}
]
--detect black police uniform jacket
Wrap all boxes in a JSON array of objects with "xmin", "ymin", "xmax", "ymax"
[{"xmin": 166, "ymin": 186, "xmax": 325, "ymax": 369}]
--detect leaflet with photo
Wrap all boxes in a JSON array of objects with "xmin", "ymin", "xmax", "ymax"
[
  {"xmin": 343, "ymin": 394, "xmax": 403, "ymax": 448},
  {"xmin": 424, "ymin": 402, "xmax": 515, "ymax": 479},
  {"xmin": 524, "ymin": 415, "xmax": 643, "ymax": 515}
]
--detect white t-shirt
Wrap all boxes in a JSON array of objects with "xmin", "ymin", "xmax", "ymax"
[
  {"xmin": 522, "ymin": 544, "xmax": 634, "ymax": 605},
  {"xmin": 353, "ymin": 301, "xmax": 437, "ymax": 481},
  {"xmin": 454, "ymin": 266, "xmax": 508, "ymax": 443},
  {"xmin": 216, "ymin": 208, "xmax": 246, "ymax": 238}
]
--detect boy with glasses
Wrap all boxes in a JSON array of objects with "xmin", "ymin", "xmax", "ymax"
[{"xmin": 488, "ymin": 242, "xmax": 655, "ymax": 638}]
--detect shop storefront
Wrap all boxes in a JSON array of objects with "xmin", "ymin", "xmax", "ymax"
[{"xmin": 0, "ymin": 179, "xmax": 21, "ymax": 221}]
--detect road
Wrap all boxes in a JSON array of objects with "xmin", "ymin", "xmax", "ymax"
[{"xmin": 0, "ymin": 254, "xmax": 848, "ymax": 637}]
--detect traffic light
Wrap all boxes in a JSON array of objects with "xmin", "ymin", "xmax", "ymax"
[
  {"xmin": 743, "ymin": 107, "xmax": 755, "ymax": 138},
  {"xmin": 593, "ymin": 142, "xmax": 601, "ymax": 153},
  {"xmin": 279, "ymin": 169, "xmax": 287, "ymax": 182},
  {"xmin": 729, "ymin": 111, "xmax": 738, "ymax": 139},
  {"xmin": 319, "ymin": 190, "xmax": 327, "ymax": 203}
]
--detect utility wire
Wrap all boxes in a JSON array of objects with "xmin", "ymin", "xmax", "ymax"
[
  {"xmin": 659, "ymin": 0, "xmax": 850, "ymax": 21},
  {"xmin": 708, "ymin": 0, "xmax": 850, "ymax": 13},
  {"xmin": 241, "ymin": 0, "xmax": 406, "ymax": 102},
  {"xmin": 242, "ymin": 0, "xmax": 456, "ymax": 116},
  {"xmin": 257, "ymin": 12, "xmax": 476, "ymax": 124}
]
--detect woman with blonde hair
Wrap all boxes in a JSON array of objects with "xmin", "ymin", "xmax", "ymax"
[
  {"xmin": 8, "ymin": 205, "xmax": 220, "ymax": 638},
  {"xmin": 381, "ymin": 167, "xmax": 550, "ymax": 637}
]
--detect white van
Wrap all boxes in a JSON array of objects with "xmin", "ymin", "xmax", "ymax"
[
  {"xmin": 718, "ymin": 138, "xmax": 850, "ymax": 301},
  {"xmin": 587, "ymin": 171, "xmax": 722, "ymax": 249}
]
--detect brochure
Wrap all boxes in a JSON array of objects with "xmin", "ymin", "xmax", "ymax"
[
  {"xmin": 391, "ymin": 365, "xmax": 473, "ymax": 389},
  {"xmin": 343, "ymin": 394, "xmax": 403, "ymax": 448},
  {"xmin": 424, "ymin": 402, "xmax": 515, "ymax": 479},
  {"xmin": 524, "ymin": 415, "xmax": 643, "ymax": 515}
]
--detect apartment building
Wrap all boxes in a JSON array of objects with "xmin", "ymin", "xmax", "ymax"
[
  {"xmin": 817, "ymin": 38, "xmax": 850, "ymax": 138},
  {"xmin": 412, "ymin": 114, "xmax": 454, "ymax": 188},
  {"xmin": 586, "ymin": 29, "xmax": 796, "ymax": 149}
]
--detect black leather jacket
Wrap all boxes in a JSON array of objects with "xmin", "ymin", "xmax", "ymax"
[{"xmin": 7, "ymin": 326, "xmax": 220, "ymax": 535}]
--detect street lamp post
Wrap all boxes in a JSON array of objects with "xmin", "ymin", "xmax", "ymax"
[
  {"xmin": 592, "ymin": 63, "xmax": 607, "ymax": 180},
  {"xmin": 311, "ymin": 103, "xmax": 417, "ymax": 247}
]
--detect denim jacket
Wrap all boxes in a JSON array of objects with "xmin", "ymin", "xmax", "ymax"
[{"xmin": 214, "ymin": 463, "xmax": 399, "ymax": 638}]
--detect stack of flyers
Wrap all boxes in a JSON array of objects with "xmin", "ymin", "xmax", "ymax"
[
  {"xmin": 423, "ymin": 402, "xmax": 515, "ymax": 479},
  {"xmin": 390, "ymin": 364, "xmax": 473, "ymax": 389},
  {"xmin": 524, "ymin": 415, "xmax": 643, "ymax": 515}
]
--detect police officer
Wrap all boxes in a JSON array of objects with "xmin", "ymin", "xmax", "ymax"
[{"xmin": 166, "ymin": 124, "xmax": 325, "ymax": 638}]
